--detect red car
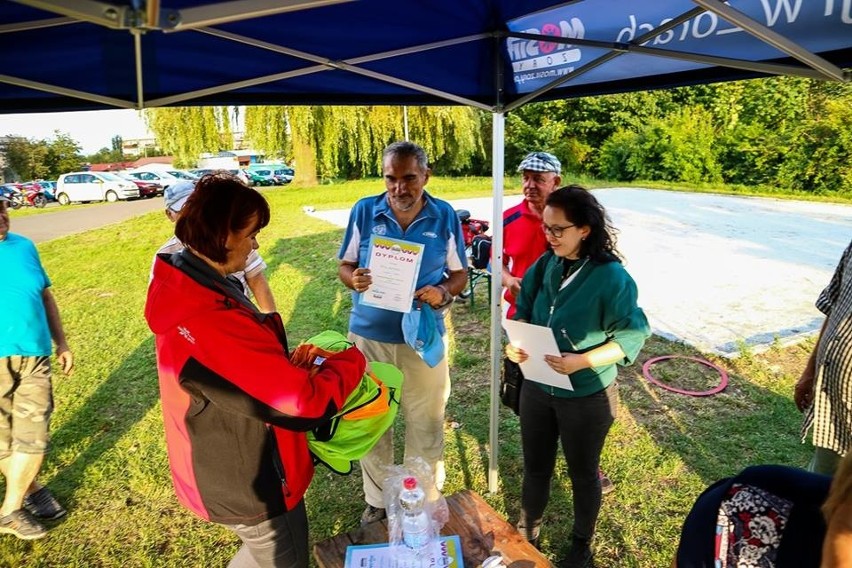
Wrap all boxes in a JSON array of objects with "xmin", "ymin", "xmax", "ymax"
[{"xmin": 117, "ymin": 172, "xmax": 162, "ymax": 198}]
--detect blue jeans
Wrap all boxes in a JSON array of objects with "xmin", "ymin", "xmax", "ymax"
[
  {"xmin": 518, "ymin": 382, "xmax": 617, "ymax": 541},
  {"xmin": 225, "ymin": 499, "xmax": 308, "ymax": 568}
]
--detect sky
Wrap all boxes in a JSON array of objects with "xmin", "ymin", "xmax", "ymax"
[{"xmin": 0, "ymin": 109, "xmax": 153, "ymax": 154}]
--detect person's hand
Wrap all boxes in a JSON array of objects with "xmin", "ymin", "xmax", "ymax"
[
  {"xmin": 414, "ymin": 284, "xmax": 449, "ymax": 309},
  {"xmin": 544, "ymin": 352, "xmax": 584, "ymax": 376},
  {"xmin": 507, "ymin": 275, "xmax": 522, "ymax": 297},
  {"xmin": 351, "ymin": 268, "xmax": 372, "ymax": 293},
  {"xmin": 505, "ymin": 344, "xmax": 528, "ymax": 364},
  {"xmin": 56, "ymin": 345, "xmax": 74, "ymax": 376},
  {"xmin": 794, "ymin": 369, "xmax": 815, "ymax": 412}
]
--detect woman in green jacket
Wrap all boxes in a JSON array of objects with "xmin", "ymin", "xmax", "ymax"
[{"xmin": 506, "ymin": 185, "xmax": 650, "ymax": 568}]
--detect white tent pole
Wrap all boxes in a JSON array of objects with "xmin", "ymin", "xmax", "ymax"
[
  {"xmin": 487, "ymin": 111, "xmax": 505, "ymax": 494},
  {"xmin": 403, "ymin": 106, "xmax": 409, "ymax": 141}
]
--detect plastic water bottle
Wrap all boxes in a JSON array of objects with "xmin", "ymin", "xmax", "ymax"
[{"xmin": 399, "ymin": 476, "xmax": 431, "ymax": 552}]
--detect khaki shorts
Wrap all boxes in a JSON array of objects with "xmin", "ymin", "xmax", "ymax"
[{"xmin": 0, "ymin": 356, "xmax": 54, "ymax": 457}]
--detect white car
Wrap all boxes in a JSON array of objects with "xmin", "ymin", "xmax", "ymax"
[
  {"xmin": 126, "ymin": 169, "xmax": 180, "ymax": 191},
  {"xmin": 56, "ymin": 172, "xmax": 140, "ymax": 205}
]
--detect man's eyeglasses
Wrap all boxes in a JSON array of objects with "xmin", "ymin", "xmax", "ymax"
[{"xmin": 541, "ymin": 223, "xmax": 575, "ymax": 238}]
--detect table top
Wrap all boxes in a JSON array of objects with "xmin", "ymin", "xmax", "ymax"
[{"xmin": 313, "ymin": 489, "xmax": 553, "ymax": 567}]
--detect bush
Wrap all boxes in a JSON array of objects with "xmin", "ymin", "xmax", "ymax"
[{"xmin": 596, "ymin": 106, "xmax": 722, "ymax": 184}]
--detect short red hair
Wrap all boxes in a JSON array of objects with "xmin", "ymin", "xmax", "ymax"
[{"xmin": 175, "ymin": 173, "xmax": 270, "ymax": 264}]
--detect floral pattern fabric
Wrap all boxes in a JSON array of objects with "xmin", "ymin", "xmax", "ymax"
[{"xmin": 714, "ymin": 483, "xmax": 793, "ymax": 568}]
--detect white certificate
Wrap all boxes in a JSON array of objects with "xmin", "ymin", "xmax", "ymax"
[
  {"xmin": 360, "ymin": 235, "xmax": 424, "ymax": 313},
  {"xmin": 502, "ymin": 319, "xmax": 574, "ymax": 390}
]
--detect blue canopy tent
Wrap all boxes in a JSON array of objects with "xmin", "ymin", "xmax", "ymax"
[{"xmin": 2, "ymin": 0, "xmax": 850, "ymax": 491}]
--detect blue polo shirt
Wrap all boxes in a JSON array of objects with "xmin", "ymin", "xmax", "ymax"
[
  {"xmin": 339, "ymin": 192, "xmax": 467, "ymax": 343},
  {"xmin": 0, "ymin": 233, "xmax": 52, "ymax": 357}
]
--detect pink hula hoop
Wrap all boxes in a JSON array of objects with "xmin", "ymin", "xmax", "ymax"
[{"xmin": 642, "ymin": 355, "xmax": 729, "ymax": 397}]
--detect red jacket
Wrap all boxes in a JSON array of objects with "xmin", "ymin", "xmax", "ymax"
[{"xmin": 145, "ymin": 252, "xmax": 365, "ymax": 525}]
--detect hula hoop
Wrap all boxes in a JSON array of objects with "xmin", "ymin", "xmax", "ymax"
[{"xmin": 642, "ymin": 355, "xmax": 728, "ymax": 397}]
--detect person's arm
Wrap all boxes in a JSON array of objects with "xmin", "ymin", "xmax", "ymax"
[
  {"xmin": 245, "ymin": 272, "xmax": 277, "ymax": 313},
  {"xmin": 501, "ymin": 267, "xmax": 522, "ymax": 297},
  {"xmin": 414, "ymin": 269, "xmax": 467, "ymax": 309},
  {"xmin": 545, "ymin": 342, "xmax": 626, "ymax": 376},
  {"xmin": 42, "ymin": 288, "xmax": 73, "ymax": 375},
  {"xmin": 795, "ymin": 318, "xmax": 828, "ymax": 412}
]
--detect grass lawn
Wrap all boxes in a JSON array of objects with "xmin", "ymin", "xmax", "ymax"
[{"xmin": 0, "ymin": 179, "xmax": 817, "ymax": 566}]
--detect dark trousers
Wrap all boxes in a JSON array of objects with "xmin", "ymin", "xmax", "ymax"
[{"xmin": 518, "ymin": 382, "xmax": 617, "ymax": 541}]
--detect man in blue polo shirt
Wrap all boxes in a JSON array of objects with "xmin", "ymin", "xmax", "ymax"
[
  {"xmin": 0, "ymin": 196, "xmax": 73, "ymax": 540},
  {"xmin": 338, "ymin": 141, "xmax": 467, "ymax": 525}
]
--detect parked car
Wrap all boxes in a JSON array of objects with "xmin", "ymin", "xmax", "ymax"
[
  {"xmin": 242, "ymin": 169, "xmax": 273, "ymax": 187},
  {"xmin": 272, "ymin": 168, "xmax": 294, "ymax": 184},
  {"xmin": 116, "ymin": 172, "xmax": 161, "ymax": 198},
  {"xmin": 189, "ymin": 168, "xmax": 215, "ymax": 178},
  {"xmin": 248, "ymin": 168, "xmax": 278, "ymax": 186},
  {"xmin": 56, "ymin": 172, "xmax": 139, "ymax": 205},
  {"xmin": 166, "ymin": 169, "xmax": 198, "ymax": 181},
  {"xmin": 125, "ymin": 169, "xmax": 179, "ymax": 192}
]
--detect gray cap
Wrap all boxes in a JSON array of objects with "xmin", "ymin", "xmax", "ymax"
[{"xmin": 164, "ymin": 180, "xmax": 196, "ymax": 212}]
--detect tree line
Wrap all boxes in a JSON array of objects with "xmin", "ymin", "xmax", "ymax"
[{"xmin": 2, "ymin": 76, "xmax": 849, "ymax": 194}]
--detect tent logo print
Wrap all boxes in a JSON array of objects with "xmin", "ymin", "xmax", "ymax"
[{"xmin": 507, "ymin": 17, "xmax": 584, "ymax": 80}]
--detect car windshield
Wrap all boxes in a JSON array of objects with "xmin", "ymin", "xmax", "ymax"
[
  {"xmin": 99, "ymin": 172, "xmax": 122, "ymax": 181},
  {"xmin": 255, "ymin": 170, "xmax": 271, "ymax": 176}
]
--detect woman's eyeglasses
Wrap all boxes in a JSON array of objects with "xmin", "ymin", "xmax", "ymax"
[{"xmin": 541, "ymin": 223, "xmax": 575, "ymax": 238}]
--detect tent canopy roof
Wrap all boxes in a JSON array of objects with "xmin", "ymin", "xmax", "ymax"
[{"xmin": 1, "ymin": 0, "xmax": 850, "ymax": 114}]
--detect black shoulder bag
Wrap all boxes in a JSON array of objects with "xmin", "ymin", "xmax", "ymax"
[{"xmin": 500, "ymin": 251, "xmax": 554, "ymax": 415}]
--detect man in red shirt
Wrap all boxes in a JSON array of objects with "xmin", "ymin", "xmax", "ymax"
[
  {"xmin": 502, "ymin": 152, "xmax": 562, "ymax": 319},
  {"xmin": 502, "ymin": 151, "xmax": 615, "ymax": 496}
]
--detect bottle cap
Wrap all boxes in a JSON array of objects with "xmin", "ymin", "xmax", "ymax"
[{"xmin": 403, "ymin": 476, "xmax": 417, "ymax": 490}]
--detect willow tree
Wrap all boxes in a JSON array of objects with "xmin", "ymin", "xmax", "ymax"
[
  {"xmin": 244, "ymin": 106, "xmax": 483, "ymax": 182},
  {"xmin": 144, "ymin": 106, "xmax": 236, "ymax": 168}
]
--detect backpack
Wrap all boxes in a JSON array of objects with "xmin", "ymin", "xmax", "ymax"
[
  {"xmin": 290, "ymin": 330, "xmax": 403, "ymax": 474},
  {"xmin": 470, "ymin": 234, "xmax": 492, "ymax": 270}
]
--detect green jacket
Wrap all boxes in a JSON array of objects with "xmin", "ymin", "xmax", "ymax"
[{"xmin": 514, "ymin": 251, "xmax": 650, "ymax": 398}]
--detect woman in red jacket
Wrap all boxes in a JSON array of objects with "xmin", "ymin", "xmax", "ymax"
[{"xmin": 145, "ymin": 174, "xmax": 366, "ymax": 567}]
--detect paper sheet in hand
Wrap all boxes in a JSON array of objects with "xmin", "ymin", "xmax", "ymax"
[
  {"xmin": 502, "ymin": 319, "xmax": 573, "ymax": 390},
  {"xmin": 360, "ymin": 235, "xmax": 424, "ymax": 313}
]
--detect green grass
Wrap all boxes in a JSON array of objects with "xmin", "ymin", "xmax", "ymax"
[{"xmin": 0, "ymin": 179, "xmax": 817, "ymax": 566}]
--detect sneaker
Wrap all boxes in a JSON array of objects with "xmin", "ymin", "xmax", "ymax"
[
  {"xmin": 23, "ymin": 487, "xmax": 66, "ymax": 521},
  {"xmin": 559, "ymin": 537, "xmax": 593, "ymax": 568},
  {"xmin": 0, "ymin": 509, "xmax": 47, "ymax": 540},
  {"xmin": 360, "ymin": 504, "xmax": 386, "ymax": 527},
  {"xmin": 599, "ymin": 469, "xmax": 615, "ymax": 496}
]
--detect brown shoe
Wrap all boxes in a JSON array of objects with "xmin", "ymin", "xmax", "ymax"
[{"xmin": 0, "ymin": 509, "xmax": 47, "ymax": 540}]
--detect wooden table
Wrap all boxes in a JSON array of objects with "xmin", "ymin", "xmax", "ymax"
[{"xmin": 313, "ymin": 489, "xmax": 553, "ymax": 567}]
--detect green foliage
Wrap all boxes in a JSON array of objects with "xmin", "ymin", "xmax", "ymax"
[
  {"xmin": 244, "ymin": 106, "xmax": 484, "ymax": 182},
  {"xmin": 597, "ymin": 106, "xmax": 722, "ymax": 184},
  {"xmin": 144, "ymin": 106, "xmax": 235, "ymax": 168},
  {"xmin": 2, "ymin": 132, "xmax": 82, "ymax": 180},
  {"xmin": 777, "ymin": 97, "xmax": 852, "ymax": 193}
]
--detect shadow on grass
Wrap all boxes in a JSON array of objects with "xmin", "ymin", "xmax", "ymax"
[
  {"xmin": 620, "ymin": 337, "xmax": 811, "ymax": 485},
  {"xmin": 45, "ymin": 336, "xmax": 159, "ymax": 511}
]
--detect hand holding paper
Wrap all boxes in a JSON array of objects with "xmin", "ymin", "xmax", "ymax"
[{"xmin": 502, "ymin": 319, "xmax": 573, "ymax": 390}]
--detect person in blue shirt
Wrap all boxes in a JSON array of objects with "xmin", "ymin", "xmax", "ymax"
[
  {"xmin": 338, "ymin": 141, "xmax": 468, "ymax": 526},
  {"xmin": 0, "ymin": 196, "xmax": 73, "ymax": 540}
]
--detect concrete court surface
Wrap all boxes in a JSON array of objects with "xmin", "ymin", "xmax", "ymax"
[{"xmin": 308, "ymin": 188, "xmax": 852, "ymax": 357}]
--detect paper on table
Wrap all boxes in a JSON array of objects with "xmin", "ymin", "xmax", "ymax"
[
  {"xmin": 360, "ymin": 234, "xmax": 424, "ymax": 313},
  {"xmin": 502, "ymin": 319, "xmax": 573, "ymax": 390}
]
